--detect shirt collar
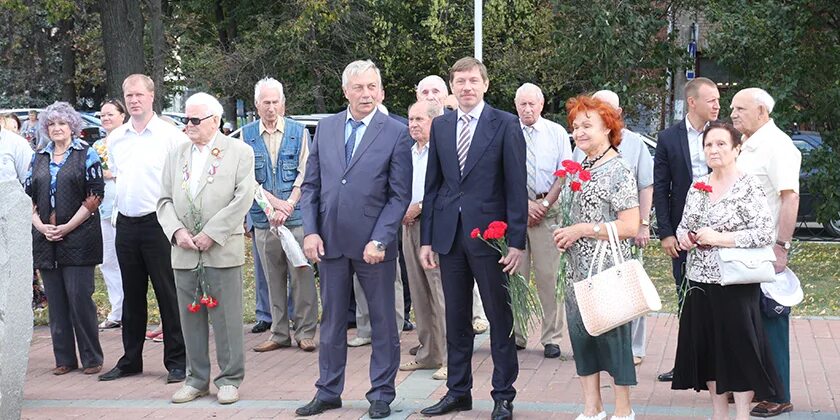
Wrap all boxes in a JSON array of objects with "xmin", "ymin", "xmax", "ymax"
[
  {"xmin": 190, "ymin": 135, "xmax": 216, "ymax": 154},
  {"xmin": 126, "ymin": 114, "xmax": 164, "ymax": 136},
  {"xmin": 259, "ymin": 118, "xmax": 286, "ymax": 136},
  {"xmin": 40, "ymin": 138, "xmax": 85, "ymax": 155},
  {"xmin": 412, "ymin": 141, "xmax": 429, "ymax": 155},
  {"xmin": 684, "ymin": 115, "xmax": 708, "ymax": 135},
  {"xmin": 346, "ymin": 107, "xmax": 377, "ymax": 126},
  {"xmin": 741, "ymin": 119, "xmax": 777, "ymax": 151},
  {"xmin": 520, "ymin": 116, "xmax": 543, "ymax": 132},
  {"xmin": 457, "ymin": 100, "xmax": 486, "ymax": 122}
]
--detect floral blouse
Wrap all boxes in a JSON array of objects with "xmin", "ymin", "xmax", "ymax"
[{"xmin": 677, "ymin": 173, "xmax": 774, "ymax": 284}]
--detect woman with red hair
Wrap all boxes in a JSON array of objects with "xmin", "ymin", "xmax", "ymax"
[{"xmin": 553, "ymin": 96, "xmax": 641, "ymax": 420}]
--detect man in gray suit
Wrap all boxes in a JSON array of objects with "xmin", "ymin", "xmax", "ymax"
[{"xmin": 296, "ymin": 60, "xmax": 413, "ymax": 419}]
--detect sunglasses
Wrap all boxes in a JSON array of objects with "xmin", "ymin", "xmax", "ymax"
[{"xmin": 186, "ymin": 115, "xmax": 214, "ymax": 126}]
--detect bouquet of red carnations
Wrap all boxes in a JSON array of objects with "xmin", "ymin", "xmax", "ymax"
[{"xmin": 553, "ymin": 160, "xmax": 592, "ymax": 303}]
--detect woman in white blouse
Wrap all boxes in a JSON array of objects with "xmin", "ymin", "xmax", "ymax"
[{"xmin": 671, "ymin": 122, "xmax": 781, "ymax": 420}]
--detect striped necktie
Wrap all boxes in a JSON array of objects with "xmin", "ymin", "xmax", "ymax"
[
  {"xmin": 345, "ymin": 119, "xmax": 364, "ymax": 165},
  {"xmin": 523, "ymin": 125, "xmax": 537, "ymax": 199},
  {"xmin": 457, "ymin": 114, "xmax": 472, "ymax": 174}
]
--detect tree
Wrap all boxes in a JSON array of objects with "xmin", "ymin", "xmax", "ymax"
[{"xmin": 100, "ymin": 0, "xmax": 145, "ymax": 101}]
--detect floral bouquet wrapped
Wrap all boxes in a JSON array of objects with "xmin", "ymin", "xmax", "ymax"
[
  {"xmin": 471, "ymin": 221, "xmax": 543, "ymax": 336},
  {"xmin": 553, "ymin": 160, "xmax": 592, "ymax": 303},
  {"xmin": 93, "ymin": 141, "xmax": 109, "ymax": 170}
]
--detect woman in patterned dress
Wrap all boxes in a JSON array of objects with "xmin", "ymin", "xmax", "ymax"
[
  {"xmin": 672, "ymin": 122, "xmax": 781, "ymax": 420},
  {"xmin": 553, "ymin": 96, "xmax": 640, "ymax": 420}
]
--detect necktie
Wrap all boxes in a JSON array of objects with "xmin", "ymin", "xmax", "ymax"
[
  {"xmin": 457, "ymin": 114, "xmax": 472, "ymax": 174},
  {"xmin": 346, "ymin": 119, "xmax": 364, "ymax": 166},
  {"xmin": 523, "ymin": 125, "xmax": 537, "ymax": 199}
]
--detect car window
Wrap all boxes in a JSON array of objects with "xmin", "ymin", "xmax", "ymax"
[{"xmin": 792, "ymin": 139, "xmax": 814, "ymax": 155}]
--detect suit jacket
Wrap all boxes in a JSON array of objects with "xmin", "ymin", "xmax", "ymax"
[
  {"xmin": 157, "ymin": 133, "xmax": 256, "ymax": 270},
  {"xmin": 420, "ymin": 103, "xmax": 528, "ymax": 256},
  {"xmin": 300, "ymin": 109, "xmax": 413, "ymax": 261},
  {"xmin": 653, "ymin": 119, "xmax": 694, "ymax": 239}
]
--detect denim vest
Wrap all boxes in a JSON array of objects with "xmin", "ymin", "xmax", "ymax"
[{"xmin": 243, "ymin": 118, "xmax": 305, "ymax": 229}]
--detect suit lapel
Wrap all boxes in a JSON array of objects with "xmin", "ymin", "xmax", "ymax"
[
  {"xmin": 677, "ymin": 119, "xmax": 692, "ymax": 177},
  {"xmin": 461, "ymin": 104, "xmax": 498, "ymax": 180},
  {"xmin": 193, "ymin": 133, "xmax": 227, "ymax": 199},
  {"xmin": 439, "ymin": 111, "xmax": 460, "ymax": 179},
  {"xmin": 332, "ymin": 110, "xmax": 349, "ymax": 171},
  {"xmin": 345, "ymin": 110, "xmax": 384, "ymax": 174}
]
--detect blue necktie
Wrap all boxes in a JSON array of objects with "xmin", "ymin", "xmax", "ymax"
[{"xmin": 346, "ymin": 120, "xmax": 364, "ymax": 165}]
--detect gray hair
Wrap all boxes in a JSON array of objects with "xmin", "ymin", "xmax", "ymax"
[
  {"xmin": 254, "ymin": 77, "xmax": 285, "ymax": 106},
  {"xmin": 39, "ymin": 101, "xmax": 83, "ymax": 139},
  {"xmin": 185, "ymin": 92, "xmax": 224, "ymax": 117},
  {"xmin": 592, "ymin": 89, "xmax": 620, "ymax": 109},
  {"xmin": 341, "ymin": 60, "xmax": 382, "ymax": 89},
  {"xmin": 515, "ymin": 83, "xmax": 544, "ymax": 103},
  {"xmin": 416, "ymin": 75, "xmax": 448, "ymax": 96},
  {"xmin": 408, "ymin": 101, "xmax": 443, "ymax": 119},
  {"xmin": 743, "ymin": 87, "xmax": 775, "ymax": 114}
]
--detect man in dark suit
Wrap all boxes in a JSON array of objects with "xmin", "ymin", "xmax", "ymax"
[
  {"xmin": 296, "ymin": 60, "xmax": 413, "ymax": 419},
  {"xmin": 418, "ymin": 57, "xmax": 527, "ymax": 420},
  {"xmin": 653, "ymin": 77, "xmax": 719, "ymax": 381}
]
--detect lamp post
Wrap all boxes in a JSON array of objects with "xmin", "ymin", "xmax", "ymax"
[{"xmin": 474, "ymin": 0, "xmax": 482, "ymax": 61}]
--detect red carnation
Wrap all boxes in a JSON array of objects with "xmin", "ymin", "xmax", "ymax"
[
  {"xmin": 562, "ymin": 160, "xmax": 582, "ymax": 175},
  {"xmin": 554, "ymin": 169, "xmax": 567, "ymax": 178},
  {"xmin": 693, "ymin": 181, "xmax": 713, "ymax": 193},
  {"xmin": 578, "ymin": 170, "xmax": 592, "ymax": 182},
  {"xmin": 570, "ymin": 181, "xmax": 582, "ymax": 192},
  {"xmin": 206, "ymin": 297, "xmax": 219, "ymax": 308},
  {"xmin": 487, "ymin": 221, "xmax": 508, "ymax": 235},
  {"xmin": 484, "ymin": 227, "xmax": 503, "ymax": 240},
  {"xmin": 470, "ymin": 228, "xmax": 481, "ymax": 239},
  {"xmin": 187, "ymin": 302, "xmax": 201, "ymax": 313},
  {"xmin": 199, "ymin": 295, "xmax": 210, "ymax": 305}
]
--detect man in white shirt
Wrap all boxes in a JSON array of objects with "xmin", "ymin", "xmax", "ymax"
[
  {"xmin": 399, "ymin": 100, "xmax": 448, "ymax": 380},
  {"xmin": 732, "ymin": 87, "xmax": 800, "ymax": 418},
  {"xmin": 513, "ymin": 83, "xmax": 573, "ymax": 358},
  {"xmin": 99, "ymin": 74, "xmax": 189, "ymax": 384},
  {"xmin": 0, "ymin": 126, "xmax": 34, "ymax": 185}
]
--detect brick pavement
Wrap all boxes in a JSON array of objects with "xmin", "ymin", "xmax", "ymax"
[{"xmin": 20, "ymin": 314, "xmax": 840, "ymax": 419}]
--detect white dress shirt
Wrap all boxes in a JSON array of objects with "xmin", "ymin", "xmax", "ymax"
[
  {"xmin": 522, "ymin": 117, "xmax": 573, "ymax": 194},
  {"xmin": 685, "ymin": 115, "xmax": 709, "ymax": 180},
  {"xmin": 344, "ymin": 107, "xmax": 377, "ymax": 157},
  {"xmin": 456, "ymin": 100, "xmax": 486, "ymax": 149},
  {"xmin": 107, "ymin": 115, "xmax": 190, "ymax": 217},
  {"xmin": 189, "ymin": 137, "xmax": 216, "ymax": 198},
  {"xmin": 0, "ymin": 127, "xmax": 34, "ymax": 184},
  {"xmin": 411, "ymin": 141, "xmax": 429, "ymax": 204}
]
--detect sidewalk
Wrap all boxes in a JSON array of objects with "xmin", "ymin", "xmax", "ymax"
[{"xmin": 21, "ymin": 313, "xmax": 840, "ymax": 419}]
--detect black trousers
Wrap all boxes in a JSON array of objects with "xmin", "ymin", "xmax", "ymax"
[
  {"xmin": 438, "ymin": 220, "xmax": 518, "ymax": 402},
  {"xmin": 114, "ymin": 212, "xmax": 185, "ymax": 372}
]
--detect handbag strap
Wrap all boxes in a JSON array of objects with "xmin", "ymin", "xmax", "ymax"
[
  {"xmin": 586, "ymin": 221, "xmax": 623, "ymax": 278},
  {"xmin": 605, "ymin": 222, "xmax": 625, "ymax": 266},
  {"xmin": 587, "ymin": 225, "xmax": 609, "ymax": 279}
]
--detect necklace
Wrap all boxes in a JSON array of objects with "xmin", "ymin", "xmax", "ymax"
[{"xmin": 582, "ymin": 146, "xmax": 611, "ymax": 169}]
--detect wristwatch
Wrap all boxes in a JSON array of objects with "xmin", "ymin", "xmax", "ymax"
[
  {"xmin": 592, "ymin": 224, "xmax": 601, "ymax": 235},
  {"xmin": 372, "ymin": 240, "xmax": 386, "ymax": 252},
  {"xmin": 641, "ymin": 219, "xmax": 650, "ymax": 227},
  {"xmin": 776, "ymin": 240, "xmax": 791, "ymax": 251},
  {"xmin": 540, "ymin": 199, "xmax": 550, "ymax": 208}
]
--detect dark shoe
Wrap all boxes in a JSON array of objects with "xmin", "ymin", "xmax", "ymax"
[
  {"xmin": 251, "ymin": 320, "xmax": 270, "ymax": 333},
  {"xmin": 295, "ymin": 397, "xmax": 342, "ymax": 416},
  {"xmin": 750, "ymin": 401, "xmax": 793, "ymax": 418},
  {"xmin": 657, "ymin": 368, "xmax": 674, "ymax": 382},
  {"xmin": 409, "ymin": 344, "xmax": 421, "ymax": 356},
  {"xmin": 82, "ymin": 365, "xmax": 102, "ymax": 375},
  {"xmin": 98, "ymin": 366, "xmax": 140, "ymax": 381},
  {"xmin": 491, "ymin": 400, "xmax": 513, "ymax": 420},
  {"xmin": 167, "ymin": 368, "xmax": 186, "ymax": 383},
  {"xmin": 420, "ymin": 393, "xmax": 472, "ymax": 416},
  {"xmin": 403, "ymin": 320, "xmax": 415, "ymax": 331},
  {"xmin": 544, "ymin": 344, "xmax": 561, "ymax": 359},
  {"xmin": 52, "ymin": 366, "xmax": 76, "ymax": 375},
  {"xmin": 369, "ymin": 400, "xmax": 390, "ymax": 419},
  {"xmin": 515, "ymin": 343, "xmax": 526, "ymax": 351}
]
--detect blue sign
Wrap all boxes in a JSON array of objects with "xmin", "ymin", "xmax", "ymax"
[{"xmin": 686, "ymin": 69, "xmax": 696, "ymax": 80}]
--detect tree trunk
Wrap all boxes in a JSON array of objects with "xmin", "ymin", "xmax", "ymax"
[
  {"xmin": 146, "ymin": 0, "xmax": 166, "ymax": 113},
  {"xmin": 99, "ymin": 0, "xmax": 145, "ymax": 101},
  {"xmin": 58, "ymin": 18, "xmax": 77, "ymax": 105}
]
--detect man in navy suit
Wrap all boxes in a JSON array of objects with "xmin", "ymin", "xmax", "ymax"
[
  {"xmin": 296, "ymin": 60, "xmax": 413, "ymax": 419},
  {"xmin": 418, "ymin": 57, "xmax": 527, "ymax": 420},
  {"xmin": 653, "ymin": 77, "xmax": 719, "ymax": 382}
]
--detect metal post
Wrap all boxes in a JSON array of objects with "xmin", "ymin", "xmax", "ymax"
[{"xmin": 474, "ymin": 0, "xmax": 483, "ymax": 61}]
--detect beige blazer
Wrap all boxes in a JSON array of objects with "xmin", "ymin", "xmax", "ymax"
[{"xmin": 157, "ymin": 133, "xmax": 255, "ymax": 269}]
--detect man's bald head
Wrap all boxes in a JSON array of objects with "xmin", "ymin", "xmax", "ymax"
[{"xmin": 592, "ymin": 90, "xmax": 621, "ymax": 114}]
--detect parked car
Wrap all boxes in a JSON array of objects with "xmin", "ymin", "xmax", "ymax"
[
  {"xmin": 1, "ymin": 107, "xmax": 106, "ymax": 144},
  {"xmin": 229, "ymin": 113, "xmax": 331, "ymax": 140},
  {"xmin": 790, "ymin": 130, "xmax": 840, "ymax": 237}
]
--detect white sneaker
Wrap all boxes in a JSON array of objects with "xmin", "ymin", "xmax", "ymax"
[
  {"xmin": 472, "ymin": 319, "xmax": 489, "ymax": 334},
  {"xmin": 575, "ymin": 411, "xmax": 607, "ymax": 420},
  {"xmin": 217, "ymin": 385, "xmax": 239, "ymax": 405},
  {"xmin": 432, "ymin": 366, "xmax": 448, "ymax": 380},
  {"xmin": 610, "ymin": 410, "xmax": 635, "ymax": 420},
  {"xmin": 348, "ymin": 336, "xmax": 372, "ymax": 347},
  {"xmin": 171, "ymin": 385, "xmax": 208, "ymax": 403}
]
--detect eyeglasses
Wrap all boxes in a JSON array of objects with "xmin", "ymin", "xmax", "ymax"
[{"xmin": 186, "ymin": 115, "xmax": 214, "ymax": 126}]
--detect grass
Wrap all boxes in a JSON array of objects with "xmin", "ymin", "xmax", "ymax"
[{"xmin": 33, "ymin": 239, "xmax": 840, "ymax": 326}]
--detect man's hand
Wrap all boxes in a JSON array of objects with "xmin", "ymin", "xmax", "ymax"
[
  {"xmin": 634, "ymin": 225, "xmax": 650, "ymax": 248},
  {"xmin": 527, "ymin": 200, "xmax": 547, "ymax": 227},
  {"xmin": 661, "ymin": 235, "xmax": 679, "ymax": 258},
  {"xmin": 174, "ymin": 228, "xmax": 199, "ymax": 250},
  {"xmin": 269, "ymin": 211, "xmax": 288, "ymax": 227},
  {"xmin": 499, "ymin": 247, "xmax": 524, "ymax": 274},
  {"xmin": 363, "ymin": 241, "xmax": 385, "ymax": 265},
  {"xmin": 274, "ymin": 199, "xmax": 294, "ymax": 217},
  {"xmin": 192, "ymin": 232, "xmax": 215, "ymax": 252},
  {"xmin": 243, "ymin": 222, "xmax": 252, "ymax": 239},
  {"xmin": 402, "ymin": 203, "xmax": 422, "ymax": 226},
  {"xmin": 303, "ymin": 234, "xmax": 325, "ymax": 263},
  {"xmin": 419, "ymin": 245, "xmax": 438, "ymax": 270},
  {"xmin": 773, "ymin": 245, "xmax": 788, "ymax": 274}
]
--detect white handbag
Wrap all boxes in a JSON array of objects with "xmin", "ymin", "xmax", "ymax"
[
  {"xmin": 717, "ymin": 246, "xmax": 776, "ymax": 286},
  {"xmin": 574, "ymin": 222, "xmax": 662, "ymax": 336}
]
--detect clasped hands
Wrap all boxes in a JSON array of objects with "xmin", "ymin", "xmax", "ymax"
[
  {"xmin": 41, "ymin": 224, "xmax": 71, "ymax": 242},
  {"xmin": 265, "ymin": 191, "xmax": 294, "ymax": 227},
  {"xmin": 174, "ymin": 228, "xmax": 215, "ymax": 252},
  {"xmin": 303, "ymin": 234, "xmax": 385, "ymax": 265}
]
